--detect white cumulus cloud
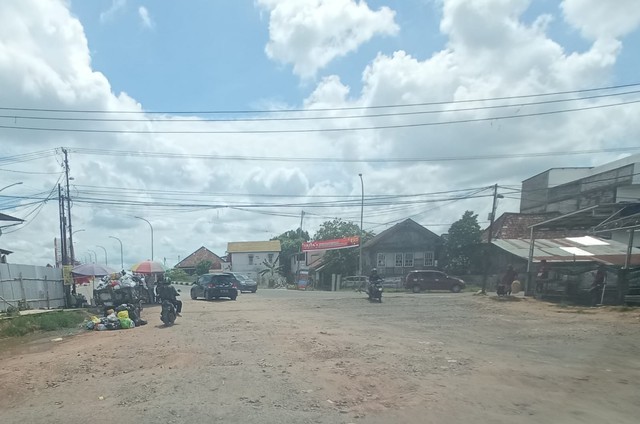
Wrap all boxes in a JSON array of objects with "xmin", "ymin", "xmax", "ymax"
[
  {"xmin": 100, "ymin": 0, "xmax": 127, "ymax": 23},
  {"xmin": 138, "ymin": 6, "xmax": 154, "ymax": 29},
  {"xmin": 257, "ymin": 0, "xmax": 399, "ymax": 78},
  {"xmin": 561, "ymin": 0, "xmax": 640, "ymax": 40}
]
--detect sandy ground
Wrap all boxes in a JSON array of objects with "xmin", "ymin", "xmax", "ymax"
[{"xmin": 1, "ymin": 289, "xmax": 640, "ymax": 424}]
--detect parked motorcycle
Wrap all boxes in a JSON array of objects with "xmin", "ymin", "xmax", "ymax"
[
  {"xmin": 368, "ymin": 280, "xmax": 383, "ymax": 302},
  {"xmin": 160, "ymin": 299, "xmax": 177, "ymax": 326}
]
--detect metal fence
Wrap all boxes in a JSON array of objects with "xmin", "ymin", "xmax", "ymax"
[{"xmin": 0, "ymin": 264, "xmax": 65, "ymax": 312}]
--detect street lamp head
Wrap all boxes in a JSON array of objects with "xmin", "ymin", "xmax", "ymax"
[{"xmin": 0, "ymin": 181, "xmax": 24, "ymax": 193}]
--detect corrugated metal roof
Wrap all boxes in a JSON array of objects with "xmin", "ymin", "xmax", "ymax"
[
  {"xmin": 227, "ymin": 240, "xmax": 281, "ymax": 253},
  {"xmin": 492, "ymin": 237, "xmax": 640, "ymax": 266},
  {"xmin": 0, "ymin": 212, "xmax": 23, "ymax": 222}
]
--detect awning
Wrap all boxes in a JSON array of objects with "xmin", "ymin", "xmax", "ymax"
[
  {"xmin": 493, "ymin": 236, "xmax": 640, "ymax": 266},
  {"xmin": 0, "ymin": 212, "xmax": 23, "ymax": 222}
]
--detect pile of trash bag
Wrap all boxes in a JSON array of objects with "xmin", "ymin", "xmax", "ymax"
[
  {"xmin": 95, "ymin": 271, "xmax": 148, "ymax": 291},
  {"xmin": 83, "ymin": 303, "xmax": 147, "ymax": 331}
]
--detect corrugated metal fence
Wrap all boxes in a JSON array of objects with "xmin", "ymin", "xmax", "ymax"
[{"xmin": 0, "ymin": 264, "xmax": 65, "ymax": 312}]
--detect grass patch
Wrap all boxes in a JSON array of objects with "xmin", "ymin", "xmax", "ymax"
[
  {"xmin": 489, "ymin": 295, "xmax": 523, "ymax": 302},
  {"xmin": 610, "ymin": 306, "xmax": 639, "ymax": 312},
  {"xmin": 464, "ymin": 284, "xmax": 483, "ymax": 293},
  {"xmin": 0, "ymin": 311, "xmax": 87, "ymax": 337}
]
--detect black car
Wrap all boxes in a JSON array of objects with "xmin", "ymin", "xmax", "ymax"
[
  {"xmin": 191, "ymin": 273, "xmax": 239, "ymax": 300},
  {"xmin": 404, "ymin": 270, "xmax": 465, "ymax": 293},
  {"xmin": 230, "ymin": 273, "xmax": 258, "ymax": 293}
]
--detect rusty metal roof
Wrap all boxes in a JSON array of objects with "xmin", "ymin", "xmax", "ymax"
[{"xmin": 492, "ymin": 236, "xmax": 640, "ymax": 266}]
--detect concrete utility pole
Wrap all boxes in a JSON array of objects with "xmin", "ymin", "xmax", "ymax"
[
  {"xmin": 63, "ymin": 148, "xmax": 76, "ymax": 265},
  {"xmin": 481, "ymin": 184, "xmax": 500, "ymax": 294},
  {"xmin": 58, "ymin": 184, "xmax": 67, "ymax": 266},
  {"xmin": 359, "ymin": 174, "xmax": 364, "ymax": 276}
]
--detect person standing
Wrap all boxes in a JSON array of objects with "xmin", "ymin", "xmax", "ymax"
[
  {"xmin": 536, "ymin": 259, "xmax": 550, "ymax": 293},
  {"xmin": 501, "ymin": 265, "xmax": 518, "ymax": 296},
  {"xmin": 590, "ymin": 265, "xmax": 606, "ymax": 306}
]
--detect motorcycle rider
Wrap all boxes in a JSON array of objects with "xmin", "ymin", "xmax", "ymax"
[
  {"xmin": 368, "ymin": 268, "xmax": 383, "ymax": 298},
  {"xmin": 156, "ymin": 276, "xmax": 182, "ymax": 317}
]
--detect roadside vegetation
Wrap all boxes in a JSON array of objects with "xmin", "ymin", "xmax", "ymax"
[{"xmin": 0, "ymin": 310, "xmax": 87, "ymax": 337}]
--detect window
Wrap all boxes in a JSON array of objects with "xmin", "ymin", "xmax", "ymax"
[
  {"xmin": 395, "ymin": 253, "xmax": 403, "ymax": 267},
  {"xmin": 414, "ymin": 251, "xmax": 424, "ymax": 263},
  {"xmin": 424, "ymin": 251, "xmax": 434, "ymax": 266},
  {"xmin": 404, "ymin": 253, "xmax": 414, "ymax": 267},
  {"xmin": 268, "ymin": 253, "xmax": 274, "ymax": 262},
  {"xmin": 248, "ymin": 254, "xmax": 254, "ymax": 265},
  {"xmin": 377, "ymin": 253, "xmax": 386, "ymax": 267}
]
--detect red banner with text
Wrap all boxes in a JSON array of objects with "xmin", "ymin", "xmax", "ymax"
[{"xmin": 302, "ymin": 236, "xmax": 360, "ymax": 252}]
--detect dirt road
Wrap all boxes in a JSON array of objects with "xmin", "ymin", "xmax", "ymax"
[{"xmin": 2, "ymin": 290, "xmax": 640, "ymax": 424}]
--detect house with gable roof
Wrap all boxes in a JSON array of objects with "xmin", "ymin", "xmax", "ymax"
[
  {"xmin": 175, "ymin": 246, "xmax": 224, "ymax": 275},
  {"xmin": 362, "ymin": 218, "xmax": 443, "ymax": 278}
]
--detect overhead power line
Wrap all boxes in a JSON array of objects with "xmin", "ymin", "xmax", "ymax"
[
  {"xmin": 2, "ymin": 99, "xmax": 638, "ymax": 134},
  {"xmin": 2, "ymin": 89, "xmax": 638, "ymax": 123},
  {"xmin": 66, "ymin": 145, "xmax": 640, "ymax": 163},
  {"xmin": 0, "ymin": 82, "xmax": 638, "ymax": 114}
]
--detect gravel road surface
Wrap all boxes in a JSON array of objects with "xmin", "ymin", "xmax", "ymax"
[{"xmin": 2, "ymin": 289, "xmax": 639, "ymax": 424}]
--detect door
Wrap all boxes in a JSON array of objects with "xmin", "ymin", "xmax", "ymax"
[
  {"xmin": 194, "ymin": 276, "xmax": 206, "ymax": 298},
  {"xmin": 431, "ymin": 272, "xmax": 448, "ymax": 290}
]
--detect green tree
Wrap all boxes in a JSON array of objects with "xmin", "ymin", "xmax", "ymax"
[
  {"xmin": 166, "ymin": 268, "xmax": 190, "ymax": 283},
  {"xmin": 314, "ymin": 219, "xmax": 374, "ymax": 282},
  {"xmin": 443, "ymin": 211, "xmax": 482, "ymax": 274},
  {"xmin": 272, "ymin": 228, "xmax": 310, "ymax": 282},
  {"xmin": 195, "ymin": 260, "xmax": 213, "ymax": 276}
]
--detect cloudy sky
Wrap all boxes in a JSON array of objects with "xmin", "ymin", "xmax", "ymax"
[{"xmin": 1, "ymin": 0, "xmax": 640, "ymax": 268}]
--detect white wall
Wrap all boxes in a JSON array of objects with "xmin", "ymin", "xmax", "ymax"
[
  {"xmin": 230, "ymin": 251, "xmax": 279, "ymax": 281},
  {"xmin": 617, "ymin": 185, "xmax": 640, "ymax": 202},
  {"xmin": 548, "ymin": 168, "xmax": 591, "ymax": 186}
]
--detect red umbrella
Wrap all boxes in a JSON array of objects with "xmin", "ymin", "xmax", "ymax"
[{"xmin": 130, "ymin": 260, "xmax": 167, "ymax": 274}]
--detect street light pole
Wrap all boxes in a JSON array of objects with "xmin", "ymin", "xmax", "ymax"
[
  {"xmin": 359, "ymin": 173, "xmax": 364, "ymax": 277},
  {"xmin": 87, "ymin": 249, "xmax": 97, "ymax": 264},
  {"xmin": 109, "ymin": 236, "xmax": 124, "ymax": 270},
  {"xmin": 134, "ymin": 216, "xmax": 154, "ymax": 261},
  {"xmin": 0, "ymin": 181, "xmax": 23, "ymax": 193},
  {"xmin": 96, "ymin": 245, "xmax": 108, "ymax": 266}
]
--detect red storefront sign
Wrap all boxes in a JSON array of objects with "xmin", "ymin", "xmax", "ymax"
[{"xmin": 301, "ymin": 236, "xmax": 360, "ymax": 252}]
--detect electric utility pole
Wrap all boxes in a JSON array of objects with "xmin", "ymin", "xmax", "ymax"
[
  {"xmin": 58, "ymin": 184, "xmax": 67, "ymax": 267},
  {"xmin": 481, "ymin": 184, "xmax": 499, "ymax": 294},
  {"xmin": 63, "ymin": 148, "xmax": 75, "ymax": 265},
  {"xmin": 295, "ymin": 210, "xmax": 305, "ymax": 284}
]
